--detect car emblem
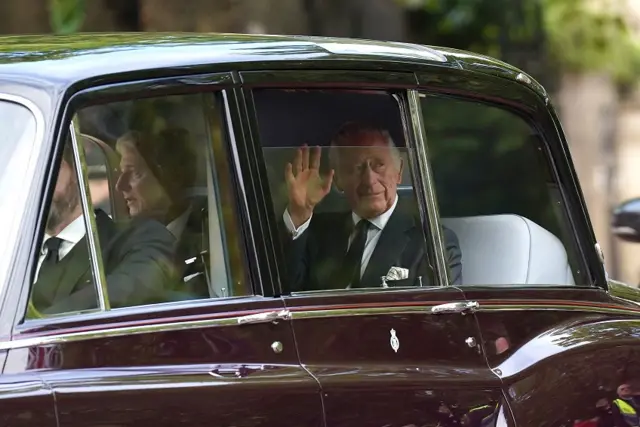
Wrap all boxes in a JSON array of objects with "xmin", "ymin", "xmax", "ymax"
[{"xmin": 390, "ymin": 328, "xmax": 400, "ymax": 353}]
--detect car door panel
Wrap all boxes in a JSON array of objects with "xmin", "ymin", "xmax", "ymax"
[
  {"xmin": 9, "ymin": 298, "xmax": 323, "ymax": 427},
  {"xmin": 286, "ymin": 288, "xmax": 514, "ymax": 427},
  {"xmin": 463, "ymin": 287, "xmax": 640, "ymax": 427},
  {"xmin": 0, "ymin": 371, "xmax": 57, "ymax": 427}
]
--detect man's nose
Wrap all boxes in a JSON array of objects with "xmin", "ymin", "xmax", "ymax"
[
  {"xmin": 359, "ymin": 162, "xmax": 377, "ymax": 184},
  {"xmin": 115, "ymin": 173, "xmax": 128, "ymax": 192}
]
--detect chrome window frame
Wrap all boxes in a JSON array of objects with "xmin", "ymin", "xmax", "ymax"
[
  {"xmin": 240, "ymin": 70, "xmax": 452, "ymax": 291},
  {"xmin": 406, "ymin": 89, "xmax": 450, "ymax": 286},
  {"xmin": 413, "ymin": 69, "xmax": 599, "ymax": 288},
  {"xmin": 17, "ymin": 72, "xmax": 272, "ymax": 329},
  {"xmin": 69, "ymin": 120, "xmax": 110, "ymax": 311},
  {"xmin": 411, "ymin": 85, "xmax": 593, "ymax": 288}
]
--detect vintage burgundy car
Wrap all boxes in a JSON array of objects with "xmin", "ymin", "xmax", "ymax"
[{"xmin": 1, "ymin": 33, "xmax": 640, "ymax": 427}]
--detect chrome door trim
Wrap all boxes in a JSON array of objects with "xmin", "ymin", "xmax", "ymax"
[
  {"xmin": 69, "ymin": 121, "xmax": 110, "ymax": 311},
  {"xmin": 476, "ymin": 303, "xmax": 640, "ymax": 315},
  {"xmin": 2, "ymin": 300, "xmax": 639, "ymax": 351},
  {"xmin": 289, "ymin": 301, "xmax": 640, "ymax": 320},
  {"xmin": 1, "ymin": 309, "xmax": 283, "ymax": 351},
  {"xmin": 406, "ymin": 89, "xmax": 450, "ymax": 286}
]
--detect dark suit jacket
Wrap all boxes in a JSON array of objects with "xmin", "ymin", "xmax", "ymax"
[
  {"xmin": 34, "ymin": 210, "xmax": 180, "ymax": 315},
  {"xmin": 171, "ymin": 207, "xmax": 211, "ymax": 300},
  {"xmin": 283, "ymin": 207, "xmax": 462, "ymax": 292}
]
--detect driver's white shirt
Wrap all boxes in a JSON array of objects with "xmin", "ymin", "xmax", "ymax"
[{"xmin": 35, "ymin": 215, "xmax": 86, "ymax": 280}]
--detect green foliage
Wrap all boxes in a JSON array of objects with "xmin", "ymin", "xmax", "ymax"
[
  {"xmin": 404, "ymin": 0, "xmax": 640, "ymax": 83},
  {"xmin": 49, "ymin": 0, "xmax": 86, "ymax": 35},
  {"xmin": 405, "ymin": 0, "xmax": 524, "ymax": 58},
  {"xmin": 543, "ymin": 0, "xmax": 640, "ymax": 83}
]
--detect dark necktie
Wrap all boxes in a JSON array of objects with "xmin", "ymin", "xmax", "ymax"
[
  {"xmin": 339, "ymin": 219, "xmax": 371, "ymax": 288},
  {"xmin": 32, "ymin": 237, "xmax": 64, "ymax": 310},
  {"xmin": 42, "ymin": 237, "xmax": 63, "ymax": 265}
]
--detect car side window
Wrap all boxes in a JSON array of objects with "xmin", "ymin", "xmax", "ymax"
[
  {"xmin": 26, "ymin": 92, "xmax": 250, "ymax": 320},
  {"xmin": 253, "ymin": 88, "xmax": 455, "ymax": 293},
  {"xmin": 420, "ymin": 93, "xmax": 584, "ymax": 286}
]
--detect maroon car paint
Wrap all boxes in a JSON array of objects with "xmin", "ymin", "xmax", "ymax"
[{"xmin": 7, "ymin": 299, "xmax": 323, "ymax": 427}]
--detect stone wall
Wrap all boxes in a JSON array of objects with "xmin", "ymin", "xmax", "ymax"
[
  {"xmin": 612, "ymin": 90, "xmax": 640, "ymax": 286},
  {"xmin": 556, "ymin": 72, "xmax": 640, "ymax": 287}
]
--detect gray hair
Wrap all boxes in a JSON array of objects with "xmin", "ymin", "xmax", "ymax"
[{"xmin": 328, "ymin": 122, "xmax": 402, "ymax": 171}]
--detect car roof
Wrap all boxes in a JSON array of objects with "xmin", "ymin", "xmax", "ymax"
[{"xmin": 0, "ymin": 33, "xmax": 545, "ymax": 97}]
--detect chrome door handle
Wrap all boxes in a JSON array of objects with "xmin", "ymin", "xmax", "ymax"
[
  {"xmin": 209, "ymin": 367, "xmax": 244, "ymax": 378},
  {"xmin": 237, "ymin": 309, "xmax": 291, "ymax": 325},
  {"xmin": 431, "ymin": 301, "xmax": 479, "ymax": 315},
  {"xmin": 209, "ymin": 365, "xmax": 265, "ymax": 378}
]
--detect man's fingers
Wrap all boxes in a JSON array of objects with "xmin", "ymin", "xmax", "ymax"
[
  {"xmin": 301, "ymin": 144, "xmax": 309, "ymax": 171},
  {"xmin": 310, "ymin": 145, "xmax": 321, "ymax": 170},
  {"xmin": 293, "ymin": 147, "xmax": 302, "ymax": 174},
  {"xmin": 322, "ymin": 169, "xmax": 335, "ymax": 194},
  {"xmin": 285, "ymin": 162, "xmax": 294, "ymax": 183}
]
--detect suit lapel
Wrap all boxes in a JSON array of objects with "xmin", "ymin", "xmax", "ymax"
[
  {"xmin": 360, "ymin": 209, "xmax": 414, "ymax": 287},
  {"xmin": 52, "ymin": 210, "xmax": 115, "ymax": 303}
]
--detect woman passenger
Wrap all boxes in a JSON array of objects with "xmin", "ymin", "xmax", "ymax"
[{"xmin": 115, "ymin": 127, "xmax": 208, "ymax": 298}]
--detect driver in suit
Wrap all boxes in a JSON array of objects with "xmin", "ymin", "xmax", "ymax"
[
  {"xmin": 30, "ymin": 138, "xmax": 179, "ymax": 316},
  {"xmin": 281, "ymin": 121, "xmax": 462, "ymax": 292}
]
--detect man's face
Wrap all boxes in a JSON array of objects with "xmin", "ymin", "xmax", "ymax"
[
  {"xmin": 618, "ymin": 384, "xmax": 633, "ymax": 398},
  {"xmin": 46, "ymin": 158, "xmax": 80, "ymax": 233},
  {"xmin": 335, "ymin": 132, "xmax": 403, "ymax": 219},
  {"xmin": 116, "ymin": 144, "xmax": 170, "ymax": 218}
]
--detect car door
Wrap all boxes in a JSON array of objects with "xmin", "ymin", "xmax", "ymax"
[
  {"xmin": 6, "ymin": 76, "xmax": 323, "ymax": 427},
  {"xmin": 243, "ymin": 70, "xmax": 514, "ymax": 427},
  {"xmin": 416, "ymin": 75, "xmax": 640, "ymax": 427}
]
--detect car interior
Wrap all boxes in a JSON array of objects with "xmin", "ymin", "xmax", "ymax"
[
  {"xmin": 77, "ymin": 95, "xmax": 238, "ymax": 301},
  {"xmin": 254, "ymin": 88, "xmax": 577, "ymax": 288},
  {"xmin": 65, "ymin": 87, "xmax": 579, "ymax": 301}
]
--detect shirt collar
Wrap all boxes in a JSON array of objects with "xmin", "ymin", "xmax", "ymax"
[
  {"xmin": 167, "ymin": 206, "xmax": 192, "ymax": 239},
  {"xmin": 44, "ymin": 214, "xmax": 86, "ymax": 245},
  {"xmin": 351, "ymin": 194, "xmax": 398, "ymax": 231}
]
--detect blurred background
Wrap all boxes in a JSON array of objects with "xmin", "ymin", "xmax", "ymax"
[{"xmin": 8, "ymin": 0, "xmax": 640, "ymax": 286}]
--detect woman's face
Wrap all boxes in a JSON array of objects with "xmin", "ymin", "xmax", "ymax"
[{"xmin": 116, "ymin": 144, "xmax": 171, "ymax": 218}]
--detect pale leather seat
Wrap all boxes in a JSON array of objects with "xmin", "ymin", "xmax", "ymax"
[{"xmin": 441, "ymin": 215, "xmax": 575, "ymax": 286}]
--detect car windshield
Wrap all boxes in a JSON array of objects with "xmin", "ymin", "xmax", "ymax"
[{"xmin": 0, "ymin": 100, "xmax": 38, "ymax": 293}]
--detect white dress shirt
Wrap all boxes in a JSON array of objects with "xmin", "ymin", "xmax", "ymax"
[
  {"xmin": 283, "ymin": 195, "xmax": 399, "ymax": 279},
  {"xmin": 35, "ymin": 215, "xmax": 86, "ymax": 280}
]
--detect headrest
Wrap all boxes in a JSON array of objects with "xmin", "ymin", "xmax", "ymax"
[{"xmin": 441, "ymin": 215, "xmax": 574, "ymax": 285}]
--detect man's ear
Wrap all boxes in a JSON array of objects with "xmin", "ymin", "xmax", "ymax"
[{"xmin": 395, "ymin": 159, "xmax": 404, "ymax": 184}]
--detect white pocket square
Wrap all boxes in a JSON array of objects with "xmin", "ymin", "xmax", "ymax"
[{"xmin": 386, "ymin": 266, "xmax": 409, "ymax": 281}]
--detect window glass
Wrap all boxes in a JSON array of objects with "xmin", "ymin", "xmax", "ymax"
[
  {"xmin": 420, "ymin": 93, "xmax": 583, "ymax": 286},
  {"xmin": 0, "ymin": 101, "xmax": 38, "ymax": 294},
  {"xmin": 26, "ymin": 93, "xmax": 249, "ymax": 320},
  {"xmin": 253, "ymin": 88, "xmax": 461, "ymax": 293}
]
